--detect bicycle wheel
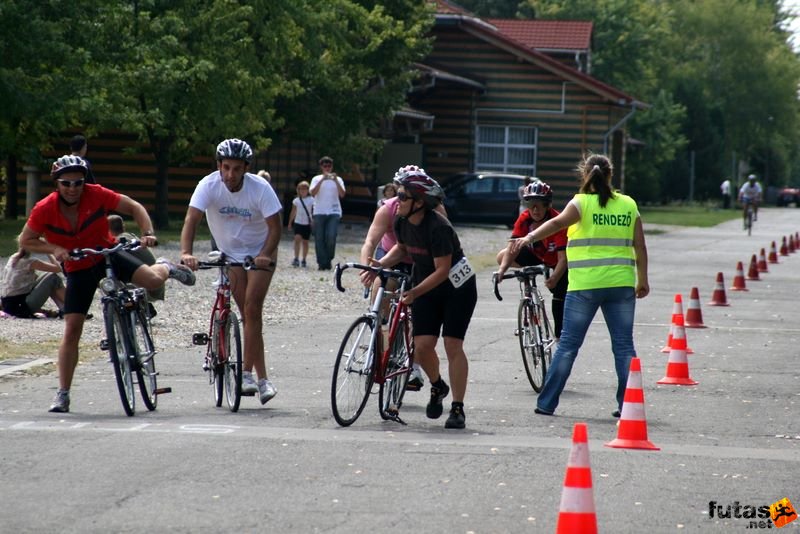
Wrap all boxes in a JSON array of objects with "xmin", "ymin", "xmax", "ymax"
[
  {"xmin": 211, "ymin": 312, "xmax": 224, "ymax": 407},
  {"xmin": 131, "ymin": 305, "xmax": 158, "ymax": 411},
  {"xmin": 104, "ymin": 301, "xmax": 136, "ymax": 416},
  {"xmin": 222, "ymin": 313, "xmax": 243, "ymax": 412},
  {"xmin": 747, "ymin": 208, "xmax": 753, "ymax": 236},
  {"xmin": 331, "ymin": 316, "xmax": 377, "ymax": 426},
  {"xmin": 518, "ymin": 300, "xmax": 546, "ymax": 392},
  {"xmin": 379, "ymin": 315, "xmax": 412, "ymax": 421}
]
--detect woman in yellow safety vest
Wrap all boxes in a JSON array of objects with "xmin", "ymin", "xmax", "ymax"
[{"xmin": 509, "ymin": 153, "xmax": 649, "ymax": 417}]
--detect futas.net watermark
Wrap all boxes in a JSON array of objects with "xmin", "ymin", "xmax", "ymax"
[{"xmin": 708, "ymin": 498, "xmax": 797, "ymax": 529}]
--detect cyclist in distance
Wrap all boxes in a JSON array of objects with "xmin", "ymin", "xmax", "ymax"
[
  {"xmin": 509, "ymin": 153, "xmax": 649, "ymax": 418},
  {"xmin": 180, "ymin": 139, "xmax": 283, "ymax": 405},
  {"xmin": 738, "ymin": 174, "xmax": 762, "ymax": 228},
  {"xmin": 361, "ymin": 166, "xmax": 477, "ymax": 429},
  {"xmin": 358, "ymin": 166, "xmax": 448, "ymax": 391},
  {"xmin": 18, "ymin": 155, "xmax": 196, "ymax": 413},
  {"xmin": 495, "ymin": 181, "xmax": 568, "ymax": 340}
]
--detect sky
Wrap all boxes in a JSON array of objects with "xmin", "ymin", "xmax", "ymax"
[{"xmin": 782, "ymin": 0, "xmax": 800, "ymax": 50}]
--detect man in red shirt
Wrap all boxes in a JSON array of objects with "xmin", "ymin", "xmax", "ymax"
[
  {"xmin": 496, "ymin": 182, "xmax": 568, "ymax": 339},
  {"xmin": 18, "ymin": 155, "xmax": 195, "ymax": 413}
]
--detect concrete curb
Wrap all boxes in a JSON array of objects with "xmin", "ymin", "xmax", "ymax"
[{"xmin": 0, "ymin": 358, "xmax": 55, "ymax": 377}]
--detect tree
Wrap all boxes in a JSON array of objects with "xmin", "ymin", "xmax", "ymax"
[{"xmin": 79, "ymin": 0, "xmax": 431, "ymax": 228}]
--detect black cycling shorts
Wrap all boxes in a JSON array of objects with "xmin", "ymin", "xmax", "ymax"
[
  {"xmin": 515, "ymin": 248, "xmax": 568, "ymax": 300},
  {"xmin": 64, "ymin": 251, "xmax": 145, "ymax": 315},
  {"xmin": 411, "ymin": 275, "xmax": 477, "ymax": 340}
]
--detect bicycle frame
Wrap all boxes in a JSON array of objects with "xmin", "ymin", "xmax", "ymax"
[
  {"xmin": 69, "ymin": 238, "xmax": 165, "ymax": 416},
  {"xmin": 331, "ymin": 262, "xmax": 414, "ymax": 426}
]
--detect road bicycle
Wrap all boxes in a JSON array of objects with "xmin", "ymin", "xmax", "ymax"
[
  {"xmin": 69, "ymin": 239, "xmax": 168, "ymax": 416},
  {"xmin": 192, "ymin": 252, "xmax": 247, "ymax": 412},
  {"xmin": 331, "ymin": 262, "xmax": 414, "ymax": 426},
  {"xmin": 492, "ymin": 265, "xmax": 554, "ymax": 393},
  {"xmin": 743, "ymin": 200, "xmax": 755, "ymax": 236}
]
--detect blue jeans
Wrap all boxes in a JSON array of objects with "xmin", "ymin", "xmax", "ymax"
[
  {"xmin": 536, "ymin": 286, "xmax": 636, "ymax": 414},
  {"xmin": 313, "ymin": 214, "xmax": 341, "ymax": 268}
]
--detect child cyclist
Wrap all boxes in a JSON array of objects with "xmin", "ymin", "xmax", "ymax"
[
  {"xmin": 495, "ymin": 181, "xmax": 568, "ymax": 340},
  {"xmin": 362, "ymin": 166, "xmax": 477, "ymax": 429},
  {"xmin": 287, "ymin": 181, "xmax": 314, "ymax": 267}
]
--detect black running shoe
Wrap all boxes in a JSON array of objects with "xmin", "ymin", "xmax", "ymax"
[
  {"xmin": 445, "ymin": 404, "xmax": 465, "ymax": 429},
  {"xmin": 426, "ymin": 381, "xmax": 450, "ymax": 419}
]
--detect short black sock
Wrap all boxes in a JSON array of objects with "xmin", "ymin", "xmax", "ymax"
[
  {"xmin": 451, "ymin": 401, "xmax": 464, "ymax": 410},
  {"xmin": 432, "ymin": 376, "xmax": 446, "ymax": 389}
]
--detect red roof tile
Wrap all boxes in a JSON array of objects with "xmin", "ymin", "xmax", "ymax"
[{"xmin": 488, "ymin": 19, "xmax": 593, "ymax": 51}]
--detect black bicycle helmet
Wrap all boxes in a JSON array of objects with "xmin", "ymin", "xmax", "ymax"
[
  {"xmin": 216, "ymin": 138, "xmax": 253, "ymax": 164},
  {"xmin": 523, "ymin": 181, "xmax": 553, "ymax": 202},
  {"xmin": 50, "ymin": 155, "xmax": 89, "ymax": 179},
  {"xmin": 393, "ymin": 165, "xmax": 444, "ymax": 207}
]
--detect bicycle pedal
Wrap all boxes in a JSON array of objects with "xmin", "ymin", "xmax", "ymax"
[
  {"xmin": 100, "ymin": 339, "xmax": 110, "ymax": 351},
  {"xmin": 154, "ymin": 387, "xmax": 172, "ymax": 395},
  {"xmin": 192, "ymin": 333, "xmax": 209, "ymax": 346},
  {"xmin": 241, "ymin": 391, "xmax": 256, "ymax": 396}
]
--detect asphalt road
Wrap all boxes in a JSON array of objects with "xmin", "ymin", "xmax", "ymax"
[{"xmin": 1, "ymin": 209, "xmax": 799, "ymax": 533}]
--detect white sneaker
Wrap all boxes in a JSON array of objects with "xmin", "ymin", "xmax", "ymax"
[
  {"xmin": 241, "ymin": 372, "xmax": 258, "ymax": 394},
  {"xmin": 258, "ymin": 379, "xmax": 277, "ymax": 405}
]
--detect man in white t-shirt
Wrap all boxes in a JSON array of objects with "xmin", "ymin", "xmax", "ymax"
[
  {"xmin": 738, "ymin": 174, "xmax": 763, "ymax": 225},
  {"xmin": 180, "ymin": 139, "xmax": 283, "ymax": 405},
  {"xmin": 309, "ymin": 156, "xmax": 346, "ymax": 270}
]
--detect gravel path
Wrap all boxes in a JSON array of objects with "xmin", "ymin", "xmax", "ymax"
[{"xmin": 0, "ymin": 222, "xmax": 512, "ymax": 357}]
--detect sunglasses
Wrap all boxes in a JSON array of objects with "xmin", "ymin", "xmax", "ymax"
[
  {"xmin": 57, "ymin": 179, "xmax": 85, "ymax": 188},
  {"xmin": 396, "ymin": 191, "xmax": 413, "ymax": 202},
  {"xmin": 321, "ymin": 162, "xmax": 333, "ymax": 167}
]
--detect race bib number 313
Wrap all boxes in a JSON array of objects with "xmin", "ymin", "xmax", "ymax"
[{"xmin": 449, "ymin": 256, "xmax": 475, "ymax": 288}]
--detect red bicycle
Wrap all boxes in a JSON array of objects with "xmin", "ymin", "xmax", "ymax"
[
  {"xmin": 192, "ymin": 252, "xmax": 245, "ymax": 412},
  {"xmin": 331, "ymin": 262, "xmax": 414, "ymax": 426}
]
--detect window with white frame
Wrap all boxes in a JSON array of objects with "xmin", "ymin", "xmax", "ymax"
[{"xmin": 475, "ymin": 125, "xmax": 537, "ymax": 175}]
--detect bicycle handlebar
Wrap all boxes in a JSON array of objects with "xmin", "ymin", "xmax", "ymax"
[
  {"xmin": 333, "ymin": 262, "xmax": 411, "ymax": 293},
  {"xmin": 68, "ymin": 237, "xmax": 144, "ymax": 260},
  {"xmin": 195, "ymin": 254, "xmax": 269, "ymax": 271},
  {"xmin": 492, "ymin": 265, "xmax": 550, "ymax": 301}
]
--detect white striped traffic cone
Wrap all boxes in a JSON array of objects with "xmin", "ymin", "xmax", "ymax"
[
  {"xmin": 556, "ymin": 422, "xmax": 598, "ymax": 533},
  {"xmin": 605, "ymin": 357, "xmax": 660, "ymax": 450}
]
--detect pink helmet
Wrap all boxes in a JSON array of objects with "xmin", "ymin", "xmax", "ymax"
[{"xmin": 393, "ymin": 165, "xmax": 444, "ymax": 207}]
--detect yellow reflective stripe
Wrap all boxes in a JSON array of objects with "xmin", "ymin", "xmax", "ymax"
[
  {"xmin": 568, "ymin": 258, "xmax": 636, "ymax": 268},
  {"xmin": 568, "ymin": 238, "xmax": 633, "ymax": 247}
]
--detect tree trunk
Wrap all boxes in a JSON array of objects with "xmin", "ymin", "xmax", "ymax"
[
  {"xmin": 151, "ymin": 137, "xmax": 173, "ymax": 230},
  {"xmin": 4, "ymin": 155, "xmax": 18, "ymax": 219}
]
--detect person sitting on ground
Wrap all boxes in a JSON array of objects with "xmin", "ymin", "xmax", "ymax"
[
  {"xmin": 1, "ymin": 244, "xmax": 66, "ymax": 318},
  {"xmin": 495, "ymin": 181, "xmax": 568, "ymax": 340},
  {"xmin": 107, "ymin": 214, "xmax": 165, "ymax": 304},
  {"xmin": 18, "ymin": 154, "xmax": 195, "ymax": 413}
]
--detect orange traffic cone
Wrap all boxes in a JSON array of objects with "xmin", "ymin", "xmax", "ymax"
[
  {"xmin": 708, "ymin": 272, "xmax": 730, "ymax": 306},
  {"xmin": 661, "ymin": 294, "xmax": 693, "ymax": 353},
  {"xmin": 730, "ymin": 261, "xmax": 748, "ymax": 291},
  {"xmin": 768, "ymin": 241, "xmax": 779, "ymax": 264},
  {"xmin": 657, "ymin": 314, "xmax": 698, "ymax": 386},
  {"xmin": 790, "ymin": 235, "xmax": 796, "ymax": 253},
  {"xmin": 685, "ymin": 287, "xmax": 707, "ymax": 328},
  {"xmin": 746, "ymin": 254, "xmax": 760, "ymax": 281},
  {"xmin": 780, "ymin": 236, "xmax": 789, "ymax": 256},
  {"xmin": 556, "ymin": 422, "xmax": 598, "ymax": 534},
  {"xmin": 605, "ymin": 357, "xmax": 660, "ymax": 450},
  {"xmin": 757, "ymin": 248, "xmax": 769, "ymax": 273}
]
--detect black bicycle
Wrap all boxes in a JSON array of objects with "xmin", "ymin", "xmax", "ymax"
[
  {"xmin": 493, "ymin": 265, "xmax": 554, "ymax": 392},
  {"xmin": 69, "ymin": 239, "xmax": 169, "ymax": 416}
]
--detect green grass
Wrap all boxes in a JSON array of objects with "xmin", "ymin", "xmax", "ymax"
[
  {"xmin": 0, "ymin": 217, "xmax": 212, "ymax": 257},
  {"xmin": 639, "ymin": 205, "xmax": 741, "ymax": 227}
]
